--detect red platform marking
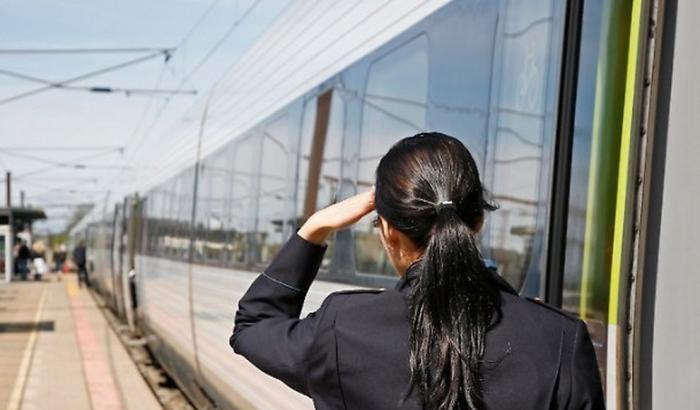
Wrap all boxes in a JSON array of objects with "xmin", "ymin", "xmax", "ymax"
[{"xmin": 68, "ymin": 283, "xmax": 124, "ymax": 410}]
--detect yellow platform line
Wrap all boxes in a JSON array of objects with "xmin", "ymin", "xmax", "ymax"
[
  {"xmin": 6, "ymin": 285, "xmax": 47, "ymax": 410},
  {"xmin": 66, "ymin": 279, "xmax": 79, "ymax": 297}
]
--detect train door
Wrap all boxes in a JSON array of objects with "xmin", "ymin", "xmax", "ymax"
[
  {"xmin": 122, "ymin": 196, "xmax": 140, "ymax": 335},
  {"xmin": 522, "ymin": 1, "xmax": 646, "ymax": 407},
  {"xmin": 110, "ymin": 202, "xmax": 126, "ymax": 318}
]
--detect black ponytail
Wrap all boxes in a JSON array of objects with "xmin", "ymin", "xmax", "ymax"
[{"xmin": 375, "ymin": 132, "xmax": 500, "ymax": 410}]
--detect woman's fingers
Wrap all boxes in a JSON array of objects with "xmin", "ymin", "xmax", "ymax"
[
  {"xmin": 324, "ymin": 189, "xmax": 375, "ymax": 230},
  {"xmin": 298, "ymin": 189, "xmax": 375, "ymax": 245}
]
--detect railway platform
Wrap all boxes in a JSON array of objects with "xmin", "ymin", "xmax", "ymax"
[{"xmin": 0, "ymin": 274, "xmax": 161, "ymax": 410}]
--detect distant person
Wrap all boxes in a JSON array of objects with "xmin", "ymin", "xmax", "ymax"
[
  {"xmin": 17, "ymin": 241, "xmax": 31, "ymax": 281},
  {"xmin": 33, "ymin": 254, "xmax": 48, "ymax": 281},
  {"xmin": 73, "ymin": 241, "xmax": 89, "ymax": 287},
  {"xmin": 231, "ymin": 133, "xmax": 604, "ymax": 409},
  {"xmin": 54, "ymin": 244, "xmax": 67, "ymax": 281}
]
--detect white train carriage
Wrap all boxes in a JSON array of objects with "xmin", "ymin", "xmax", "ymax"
[{"xmin": 72, "ymin": 0, "xmax": 700, "ymax": 409}]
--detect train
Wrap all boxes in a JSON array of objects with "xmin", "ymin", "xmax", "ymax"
[{"xmin": 70, "ymin": 0, "xmax": 700, "ymax": 409}]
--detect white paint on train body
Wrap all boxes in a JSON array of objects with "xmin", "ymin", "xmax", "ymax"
[{"xmin": 70, "ymin": 0, "xmax": 700, "ymax": 408}]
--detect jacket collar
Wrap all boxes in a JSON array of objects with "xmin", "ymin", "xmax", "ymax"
[
  {"xmin": 393, "ymin": 259, "xmax": 518, "ymax": 296},
  {"xmin": 394, "ymin": 260, "xmax": 421, "ymax": 294}
]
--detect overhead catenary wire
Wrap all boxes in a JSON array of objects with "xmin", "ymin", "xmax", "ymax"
[
  {"xmin": 1, "ymin": 146, "xmax": 123, "ymax": 152},
  {"xmin": 3, "ymin": 149, "xmax": 126, "ymax": 181},
  {"xmin": 0, "ymin": 67, "xmax": 196, "ymax": 96},
  {"xmin": 0, "ymin": 147, "xmax": 122, "ymax": 170},
  {"xmin": 0, "ymin": 50, "xmax": 169, "ymax": 106},
  {"xmin": 0, "ymin": 47, "xmax": 174, "ymax": 54}
]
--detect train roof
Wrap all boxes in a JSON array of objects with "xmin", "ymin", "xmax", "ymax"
[
  {"xmin": 138, "ymin": 0, "xmax": 451, "ymax": 193},
  {"xmin": 73, "ymin": 0, "xmax": 451, "ymax": 233}
]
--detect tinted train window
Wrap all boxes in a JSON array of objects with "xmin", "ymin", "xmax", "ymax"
[
  {"xmin": 354, "ymin": 35, "xmax": 429, "ymax": 276},
  {"xmin": 194, "ymin": 145, "xmax": 233, "ymax": 266},
  {"xmin": 229, "ymin": 137, "xmax": 255, "ymax": 265},
  {"xmin": 482, "ymin": 0, "xmax": 565, "ymax": 295},
  {"xmin": 297, "ymin": 89, "xmax": 345, "ymax": 269},
  {"xmin": 255, "ymin": 114, "xmax": 293, "ymax": 265}
]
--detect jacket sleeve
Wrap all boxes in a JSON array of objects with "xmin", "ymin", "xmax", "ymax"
[
  {"xmin": 568, "ymin": 320, "xmax": 606, "ymax": 409},
  {"xmin": 230, "ymin": 233, "xmax": 329, "ymax": 396}
]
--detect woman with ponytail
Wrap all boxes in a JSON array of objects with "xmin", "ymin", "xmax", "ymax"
[{"xmin": 232, "ymin": 132, "xmax": 604, "ymax": 409}]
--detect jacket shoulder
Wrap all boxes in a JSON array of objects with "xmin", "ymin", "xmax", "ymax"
[
  {"xmin": 314, "ymin": 288, "xmax": 386, "ymax": 316},
  {"xmin": 522, "ymin": 296, "xmax": 580, "ymax": 323},
  {"xmin": 314, "ymin": 287, "xmax": 396, "ymax": 325},
  {"xmin": 499, "ymin": 292, "xmax": 583, "ymax": 338},
  {"xmin": 333, "ymin": 288, "xmax": 386, "ymax": 296}
]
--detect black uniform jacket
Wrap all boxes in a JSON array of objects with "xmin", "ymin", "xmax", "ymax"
[{"xmin": 231, "ymin": 234, "xmax": 605, "ymax": 409}]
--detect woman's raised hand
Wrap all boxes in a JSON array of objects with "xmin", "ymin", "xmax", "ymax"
[{"xmin": 298, "ymin": 188, "xmax": 375, "ymax": 245}]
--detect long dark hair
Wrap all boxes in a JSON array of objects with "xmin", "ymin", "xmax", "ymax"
[{"xmin": 374, "ymin": 132, "xmax": 500, "ymax": 410}]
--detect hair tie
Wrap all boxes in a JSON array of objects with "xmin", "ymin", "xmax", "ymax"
[{"xmin": 435, "ymin": 200, "xmax": 456, "ymax": 212}]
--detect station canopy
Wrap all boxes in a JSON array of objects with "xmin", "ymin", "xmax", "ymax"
[{"xmin": 0, "ymin": 207, "xmax": 47, "ymax": 228}]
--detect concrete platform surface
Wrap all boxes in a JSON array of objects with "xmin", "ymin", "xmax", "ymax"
[{"xmin": 0, "ymin": 274, "xmax": 162, "ymax": 410}]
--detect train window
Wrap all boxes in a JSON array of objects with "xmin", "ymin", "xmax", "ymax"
[
  {"xmin": 482, "ymin": 0, "xmax": 565, "ymax": 296},
  {"xmin": 192, "ymin": 167, "xmax": 206, "ymax": 264},
  {"xmin": 354, "ymin": 35, "xmax": 429, "ymax": 276},
  {"xmin": 229, "ymin": 137, "xmax": 255, "ymax": 265},
  {"xmin": 151, "ymin": 190, "xmax": 163, "ymax": 257},
  {"xmin": 194, "ymin": 146, "xmax": 233, "ymax": 266},
  {"xmin": 165, "ymin": 169, "xmax": 194, "ymax": 262},
  {"xmin": 146, "ymin": 191, "xmax": 155, "ymax": 256},
  {"xmin": 156, "ymin": 186, "xmax": 169, "ymax": 257},
  {"xmin": 297, "ymin": 89, "xmax": 345, "ymax": 269},
  {"xmin": 255, "ymin": 114, "xmax": 294, "ymax": 265},
  {"xmin": 425, "ymin": 4, "xmax": 499, "ymax": 171},
  {"xmin": 181, "ymin": 169, "xmax": 195, "ymax": 261},
  {"xmin": 144, "ymin": 196, "xmax": 156, "ymax": 256},
  {"xmin": 164, "ymin": 177, "xmax": 178, "ymax": 259},
  {"xmin": 159, "ymin": 179, "xmax": 172, "ymax": 258}
]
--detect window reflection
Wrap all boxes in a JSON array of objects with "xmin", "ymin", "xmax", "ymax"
[
  {"xmin": 484, "ymin": 0, "xmax": 563, "ymax": 295},
  {"xmin": 297, "ymin": 90, "xmax": 345, "ymax": 269},
  {"xmin": 154, "ymin": 170, "xmax": 194, "ymax": 262},
  {"xmin": 194, "ymin": 146, "xmax": 233, "ymax": 266},
  {"xmin": 354, "ymin": 35, "xmax": 429, "ymax": 276},
  {"xmin": 162, "ymin": 179, "xmax": 177, "ymax": 259},
  {"xmin": 256, "ymin": 115, "xmax": 292, "ymax": 264},
  {"xmin": 229, "ymin": 138, "xmax": 254, "ymax": 264}
]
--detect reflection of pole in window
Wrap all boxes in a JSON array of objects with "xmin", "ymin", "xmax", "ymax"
[{"xmin": 302, "ymin": 90, "xmax": 331, "ymax": 221}]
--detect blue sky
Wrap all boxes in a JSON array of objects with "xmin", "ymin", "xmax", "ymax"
[{"xmin": 0, "ymin": 0, "xmax": 293, "ymax": 233}]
